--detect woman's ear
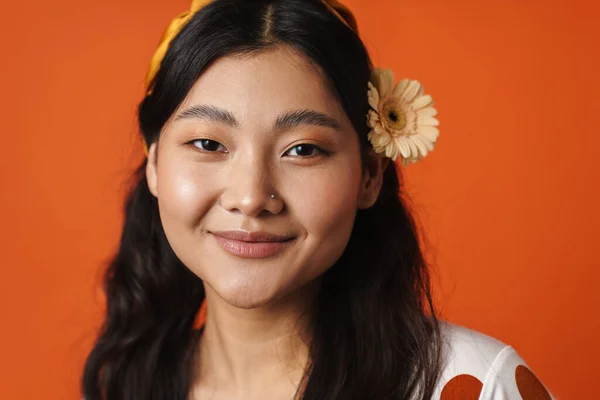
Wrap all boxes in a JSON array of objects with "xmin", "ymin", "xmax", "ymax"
[
  {"xmin": 146, "ymin": 143, "xmax": 159, "ymax": 198},
  {"xmin": 357, "ymin": 151, "xmax": 390, "ymax": 210}
]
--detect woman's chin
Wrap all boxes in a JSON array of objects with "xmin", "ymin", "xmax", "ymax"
[
  {"xmin": 208, "ymin": 280, "xmax": 285, "ymax": 309},
  {"xmin": 200, "ymin": 266, "xmax": 321, "ymax": 311}
]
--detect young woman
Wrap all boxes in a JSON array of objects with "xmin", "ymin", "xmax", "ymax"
[{"xmin": 82, "ymin": 0, "xmax": 554, "ymax": 399}]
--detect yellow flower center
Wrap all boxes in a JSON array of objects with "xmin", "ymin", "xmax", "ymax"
[{"xmin": 382, "ymin": 102, "xmax": 406, "ymax": 131}]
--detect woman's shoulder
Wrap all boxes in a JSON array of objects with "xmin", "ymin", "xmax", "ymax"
[{"xmin": 433, "ymin": 320, "xmax": 554, "ymax": 399}]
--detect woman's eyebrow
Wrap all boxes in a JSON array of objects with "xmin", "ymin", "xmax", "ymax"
[
  {"xmin": 174, "ymin": 105, "xmax": 341, "ymax": 131},
  {"xmin": 174, "ymin": 105, "xmax": 237, "ymax": 126},
  {"xmin": 275, "ymin": 110, "xmax": 342, "ymax": 131}
]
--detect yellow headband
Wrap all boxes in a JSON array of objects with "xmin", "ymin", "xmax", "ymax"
[
  {"xmin": 145, "ymin": 0, "xmax": 212, "ymax": 95},
  {"xmin": 144, "ymin": 0, "xmax": 358, "ymax": 96}
]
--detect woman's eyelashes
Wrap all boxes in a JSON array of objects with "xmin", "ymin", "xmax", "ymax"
[
  {"xmin": 186, "ymin": 139, "xmax": 329, "ymax": 158},
  {"xmin": 284, "ymin": 143, "xmax": 328, "ymax": 158},
  {"xmin": 188, "ymin": 138, "xmax": 228, "ymax": 153}
]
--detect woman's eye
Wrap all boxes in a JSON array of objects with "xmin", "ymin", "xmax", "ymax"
[
  {"xmin": 285, "ymin": 144, "xmax": 324, "ymax": 157},
  {"xmin": 190, "ymin": 139, "xmax": 228, "ymax": 152}
]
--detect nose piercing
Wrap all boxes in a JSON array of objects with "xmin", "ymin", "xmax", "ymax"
[{"xmin": 270, "ymin": 194, "xmax": 276, "ymax": 199}]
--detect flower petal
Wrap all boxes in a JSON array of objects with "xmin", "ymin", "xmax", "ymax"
[
  {"xmin": 367, "ymin": 110, "xmax": 380, "ymax": 128},
  {"xmin": 371, "ymin": 68, "xmax": 395, "ymax": 99},
  {"xmin": 416, "ymin": 134, "xmax": 435, "ymax": 151},
  {"xmin": 417, "ymin": 107, "xmax": 438, "ymax": 118},
  {"xmin": 407, "ymin": 137, "xmax": 419, "ymax": 158},
  {"xmin": 412, "ymin": 136, "xmax": 429, "ymax": 157},
  {"xmin": 392, "ymin": 78, "xmax": 410, "ymax": 98},
  {"xmin": 415, "ymin": 85, "xmax": 424, "ymax": 99},
  {"xmin": 419, "ymin": 126, "xmax": 439, "ymax": 142},
  {"xmin": 391, "ymin": 144, "xmax": 401, "ymax": 160},
  {"xmin": 367, "ymin": 82, "xmax": 380, "ymax": 110},
  {"xmin": 397, "ymin": 137, "xmax": 411, "ymax": 158},
  {"xmin": 383, "ymin": 142, "xmax": 391, "ymax": 157},
  {"xmin": 402, "ymin": 80, "xmax": 422, "ymax": 104},
  {"xmin": 373, "ymin": 132, "xmax": 391, "ymax": 148},
  {"xmin": 374, "ymin": 123, "xmax": 387, "ymax": 136},
  {"xmin": 368, "ymin": 131, "xmax": 384, "ymax": 153},
  {"xmin": 412, "ymin": 94, "xmax": 433, "ymax": 110},
  {"xmin": 418, "ymin": 116, "xmax": 439, "ymax": 127}
]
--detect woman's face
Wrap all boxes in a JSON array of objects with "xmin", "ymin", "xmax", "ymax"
[{"xmin": 147, "ymin": 46, "xmax": 382, "ymax": 308}]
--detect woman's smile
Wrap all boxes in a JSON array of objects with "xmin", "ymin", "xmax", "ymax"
[{"xmin": 211, "ymin": 230, "xmax": 296, "ymax": 259}]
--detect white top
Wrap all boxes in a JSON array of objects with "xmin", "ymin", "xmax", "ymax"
[{"xmin": 434, "ymin": 321, "xmax": 555, "ymax": 399}]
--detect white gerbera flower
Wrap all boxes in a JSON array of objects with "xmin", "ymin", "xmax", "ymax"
[{"xmin": 366, "ymin": 68, "xmax": 440, "ymax": 166}]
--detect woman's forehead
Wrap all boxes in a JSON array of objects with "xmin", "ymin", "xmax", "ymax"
[{"xmin": 177, "ymin": 46, "xmax": 345, "ymax": 122}]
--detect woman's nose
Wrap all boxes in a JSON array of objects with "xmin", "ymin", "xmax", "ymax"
[{"xmin": 219, "ymin": 155, "xmax": 284, "ymax": 217}]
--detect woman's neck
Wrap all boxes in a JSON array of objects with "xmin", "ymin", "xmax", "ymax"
[{"xmin": 190, "ymin": 280, "xmax": 320, "ymax": 400}]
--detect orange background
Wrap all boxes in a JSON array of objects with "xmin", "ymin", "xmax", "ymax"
[{"xmin": 1, "ymin": 0, "xmax": 598, "ymax": 398}]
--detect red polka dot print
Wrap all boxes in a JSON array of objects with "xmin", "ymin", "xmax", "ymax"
[
  {"xmin": 515, "ymin": 365, "xmax": 552, "ymax": 400},
  {"xmin": 440, "ymin": 374, "xmax": 483, "ymax": 400}
]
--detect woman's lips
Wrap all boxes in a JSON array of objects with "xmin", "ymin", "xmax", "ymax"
[{"xmin": 211, "ymin": 230, "xmax": 295, "ymax": 259}]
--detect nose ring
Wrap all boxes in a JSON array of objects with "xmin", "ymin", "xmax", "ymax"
[{"xmin": 270, "ymin": 194, "xmax": 276, "ymax": 199}]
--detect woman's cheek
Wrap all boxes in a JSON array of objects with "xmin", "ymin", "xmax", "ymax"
[
  {"xmin": 158, "ymin": 161, "xmax": 219, "ymax": 225},
  {"xmin": 295, "ymin": 164, "xmax": 360, "ymax": 238}
]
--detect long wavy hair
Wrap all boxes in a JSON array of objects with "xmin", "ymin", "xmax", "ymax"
[{"xmin": 82, "ymin": 0, "xmax": 443, "ymax": 398}]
